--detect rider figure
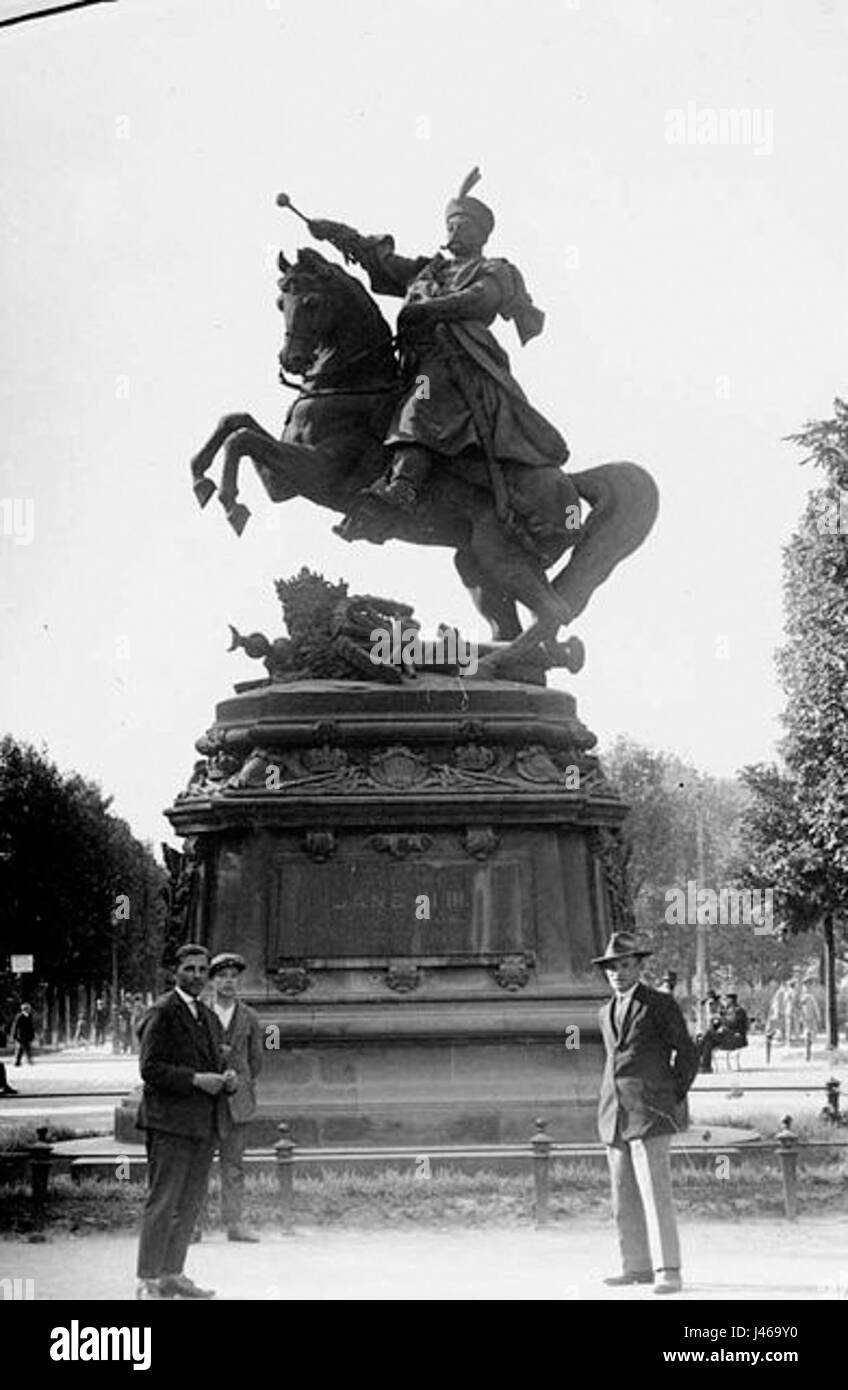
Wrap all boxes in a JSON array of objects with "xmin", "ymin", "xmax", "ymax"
[{"xmin": 308, "ymin": 168, "xmax": 569, "ymax": 515}]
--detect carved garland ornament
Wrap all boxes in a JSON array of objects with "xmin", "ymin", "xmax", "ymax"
[{"xmin": 179, "ymin": 739, "xmax": 607, "ymax": 800}]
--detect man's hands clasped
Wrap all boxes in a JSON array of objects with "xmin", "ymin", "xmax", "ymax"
[{"xmin": 193, "ymin": 1069, "xmax": 239, "ymax": 1095}]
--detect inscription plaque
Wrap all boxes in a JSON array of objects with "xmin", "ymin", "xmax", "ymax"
[{"xmin": 273, "ymin": 856, "xmax": 527, "ymax": 960}]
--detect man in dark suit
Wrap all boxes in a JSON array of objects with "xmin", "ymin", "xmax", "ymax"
[
  {"xmin": 595, "ymin": 932, "xmax": 699, "ymax": 1296},
  {"xmin": 135, "ymin": 943, "xmax": 237, "ymax": 1300}
]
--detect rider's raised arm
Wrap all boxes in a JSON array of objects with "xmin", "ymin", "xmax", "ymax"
[{"xmin": 308, "ymin": 220, "xmax": 430, "ymax": 296}]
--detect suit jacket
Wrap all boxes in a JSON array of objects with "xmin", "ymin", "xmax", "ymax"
[
  {"xmin": 13, "ymin": 1011, "xmax": 35, "ymax": 1044},
  {"xmin": 215, "ymin": 999, "xmax": 263, "ymax": 1125},
  {"xmin": 597, "ymin": 982, "xmax": 699, "ymax": 1146},
  {"xmin": 136, "ymin": 991, "xmax": 224, "ymax": 1140}
]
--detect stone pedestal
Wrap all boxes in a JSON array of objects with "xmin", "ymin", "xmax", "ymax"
[{"xmin": 135, "ymin": 677, "xmax": 629, "ymax": 1146}]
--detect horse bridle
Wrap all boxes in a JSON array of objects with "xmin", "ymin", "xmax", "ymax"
[{"xmin": 278, "ymin": 336, "xmax": 401, "ymax": 397}]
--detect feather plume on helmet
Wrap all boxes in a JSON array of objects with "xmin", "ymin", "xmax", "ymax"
[{"xmin": 444, "ymin": 166, "xmax": 496, "ymax": 242}]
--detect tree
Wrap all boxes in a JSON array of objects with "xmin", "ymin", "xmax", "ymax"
[
  {"xmin": 602, "ymin": 740, "xmax": 749, "ymax": 993},
  {"xmin": 738, "ymin": 399, "xmax": 848, "ymax": 1047},
  {"xmin": 0, "ymin": 736, "xmax": 167, "ymax": 1031}
]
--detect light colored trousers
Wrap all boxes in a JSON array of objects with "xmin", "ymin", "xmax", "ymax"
[{"xmin": 607, "ymin": 1134, "xmax": 681, "ymax": 1273}]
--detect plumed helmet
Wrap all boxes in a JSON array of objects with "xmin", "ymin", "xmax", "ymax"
[{"xmin": 445, "ymin": 167, "xmax": 495, "ymax": 242}]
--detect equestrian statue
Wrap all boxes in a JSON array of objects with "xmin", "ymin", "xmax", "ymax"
[{"xmin": 189, "ymin": 169, "xmax": 659, "ymax": 676}]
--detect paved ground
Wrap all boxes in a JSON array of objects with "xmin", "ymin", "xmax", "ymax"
[
  {"xmin": 688, "ymin": 1036, "xmax": 846, "ymax": 1128},
  {"xmin": 0, "ymin": 1048, "xmax": 138, "ymax": 1132},
  {"xmin": 2, "ymin": 1039, "xmax": 846, "ymax": 1302},
  {"xmin": 1, "ymin": 1036, "xmax": 845, "ymax": 1134},
  {"xmin": 2, "ymin": 1217, "xmax": 846, "ymax": 1300}
]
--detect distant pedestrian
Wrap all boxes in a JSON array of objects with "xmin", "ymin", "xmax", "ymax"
[
  {"xmin": 118, "ymin": 998, "xmax": 135, "ymax": 1054},
  {"xmin": 799, "ymin": 987, "xmax": 820, "ymax": 1040},
  {"xmin": 767, "ymin": 983, "xmax": 788, "ymax": 1043},
  {"xmin": 698, "ymin": 992, "xmax": 722, "ymax": 1072},
  {"xmin": 93, "ymin": 998, "xmax": 108, "ymax": 1046},
  {"xmin": 721, "ymin": 993, "xmax": 748, "ymax": 1047},
  {"xmin": 12, "ymin": 1003, "xmax": 35, "ymax": 1065}
]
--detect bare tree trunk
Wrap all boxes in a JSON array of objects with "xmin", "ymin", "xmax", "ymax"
[
  {"xmin": 823, "ymin": 914, "xmax": 838, "ymax": 1050},
  {"xmin": 48, "ymin": 987, "xmax": 59, "ymax": 1047}
]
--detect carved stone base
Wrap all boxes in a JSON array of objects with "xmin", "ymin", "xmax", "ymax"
[{"xmin": 138, "ymin": 675, "xmax": 631, "ymax": 1146}]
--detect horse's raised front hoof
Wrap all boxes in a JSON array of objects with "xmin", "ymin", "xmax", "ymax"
[
  {"xmin": 226, "ymin": 502, "xmax": 251, "ymax": 536},
  {"xmin": 193, "ymin": 477, "xmax": 216, "ymax": 508}
]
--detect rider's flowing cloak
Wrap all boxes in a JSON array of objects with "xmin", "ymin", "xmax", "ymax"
[{"xmin": 352, "ymin": 237, "xmax": 569, "ymax": 469}]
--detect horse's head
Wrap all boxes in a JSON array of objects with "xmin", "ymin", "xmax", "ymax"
[{"xmin": 276, "ymin": 247, "xmax": 392, "ymax": 379}]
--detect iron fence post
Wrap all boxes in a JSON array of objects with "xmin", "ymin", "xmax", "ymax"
[
  {"xmin": 775, "ymin": 1116, "xmax": 798, "ymax": 1221},
  {"xmin": 531, "ymin": 1117, "xmax": 552, "ymax": 1227},
  {"xmin": 275, "ymin": 1122, "xmax": 295, "ymax": 1226},
  {"xmin": 28, "ymin": 1125, "xmax": 54, "ymax": 1228}
]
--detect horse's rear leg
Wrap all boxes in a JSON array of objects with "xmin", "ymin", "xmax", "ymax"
[
  {"xmin": 470, "ymin": 513, "xmax": 572, "ymax": 634},
  {"xmin": 454, "ymin": 547, "xmax": 521, "ymax": 642}
]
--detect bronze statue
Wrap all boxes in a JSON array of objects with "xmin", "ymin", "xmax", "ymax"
[
  {"xmin": 189, "ymin": 171, "xmax": 658, "ymax": 673},
  {"xmin": 306, "ymin": 167, "xmax": 565, "ymax": 517}
]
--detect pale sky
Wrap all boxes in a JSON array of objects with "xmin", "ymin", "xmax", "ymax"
[{"xmin": 1, "ymin": 0, "xmax": 846, "ymax": 849}]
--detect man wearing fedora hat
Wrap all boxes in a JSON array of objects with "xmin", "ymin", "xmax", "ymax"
[
  {"xmin": 206, "ymin": 951, "xmax": 264, "ymax": 1243},
  {"xmin": 593, "ymin": 932, "xmax": 699, "ymax": 1295}
]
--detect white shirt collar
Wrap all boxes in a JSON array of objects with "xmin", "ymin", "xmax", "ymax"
[
  {"xmin": 214, "ymin": 999, "xmax": 236, "ymax": 1023},
  {"xmin": 175, "ymin": 986, "xmax": 198, "ymax": 1016},
  {"xmin": 613, "ymin": 982, "xmax": 640, "ymax": 1003}
]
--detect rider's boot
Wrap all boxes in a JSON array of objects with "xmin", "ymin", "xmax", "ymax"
[{"xmin": 367, "ymin": 447, "xmax": 433, "ymax": 513}]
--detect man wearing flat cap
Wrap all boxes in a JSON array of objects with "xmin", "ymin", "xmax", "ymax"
[
  {"xmin": 594, "ymin": 932, "xmax": 699, "ymax": 1295},
  {"xmin": 135, "ymin": 943, "xmax": 237, "ymax": 1300},
  {"xmin": 309, "ymin": 168, "xmax": 568, "ymax": 518},
  {"xmin": 207, "ymin": 951, "xmax": 264, "ymax": 1242}
]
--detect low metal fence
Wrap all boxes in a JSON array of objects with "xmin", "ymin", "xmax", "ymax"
[{"xmin": 2, "ymin": 1115, "xmax": 847, "ymax": 1231}]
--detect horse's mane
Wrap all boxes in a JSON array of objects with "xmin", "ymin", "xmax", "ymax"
[{"xmin": 280, "ymin": 248, "xmax": 393, "ymax": 349}]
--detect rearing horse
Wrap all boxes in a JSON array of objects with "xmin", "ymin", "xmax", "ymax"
[{"xmin": 190, "ymin": 247, "xmax": 658, "ymax": 669}]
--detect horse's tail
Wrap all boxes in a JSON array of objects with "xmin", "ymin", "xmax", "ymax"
[{"xmin": 551, "ymin": 461, "xmax": 659, "ymax": 622}]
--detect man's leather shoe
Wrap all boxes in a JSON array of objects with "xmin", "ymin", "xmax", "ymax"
[
  {"xmin": 603, "ymin": 1271, "xmax": 654, "ymax": 1286},
  {"xmin": 161, "ymin": 1273, "xmax": 215, "ymax": 1300},
  {"xmin": 653, "ymin": 1269, "xmax": 683, "ymax": 1295},
  {"xmin": 136, "ymin": 1279, "xmax": 168, "ymax": 1300},
  {"xmin": 227, "ymin": 1226, "xmax": 260, "ymax": 1243}
]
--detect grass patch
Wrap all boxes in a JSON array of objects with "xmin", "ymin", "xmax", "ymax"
[
  {"xmin": 2, "ymin": 1147, "xmax": 846, "ymax": 1238},
  {"xmin": 0, "ymin": 1124, "xmax": 101, "ymax": 1153}
]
